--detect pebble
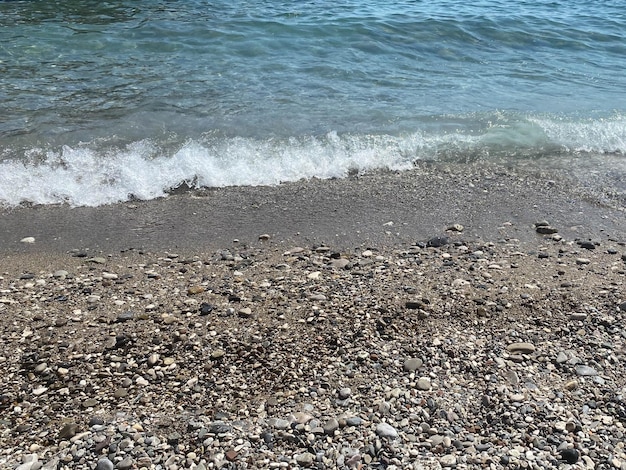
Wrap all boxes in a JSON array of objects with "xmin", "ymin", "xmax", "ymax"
[
  {"xmin": 506, "ymin": 342, "xmax": 536, "ymax": 354},
  {"xmin": 2, "ymin": 238, "xmax": 625, "ymax": 470},
  {"xmin": 295, "ymin": 452, "xmax": 315, "ymax": 466},
  {"xmin": 561, "ymin": 448, "xmax": 580, "ymax": 464},
  {"xmin": 323, "ymin": 418, "xmax": 339, "ymax": 434},
  {"xmin": 417, "ymin": 378, "xmax": 431, "ymax": 390},
  {"xmin": 376, "ymin": 423, "xmax": 398, "ymax": 438},
  {"xmin": 20, "ymin": 237, "xmax": 36, "ymax": 243},
  {"xmin": 575, "ymin": 365, "xmax": 598, "ymax": 376},
  {"xmin": 403, "ymin": 358, "xmax": 423, "ymax": 372},
  {"xmin": 95, "ymin": 458, "xmax": 114, "ymax": 470}
]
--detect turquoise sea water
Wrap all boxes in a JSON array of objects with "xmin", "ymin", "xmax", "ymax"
[{"xmin": 1, "ymin": 0, "xmax": 625, "ymax": 206}]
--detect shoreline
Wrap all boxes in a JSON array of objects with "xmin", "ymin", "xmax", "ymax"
[{"xmin": 1, "ymin": 163, "xmax": 625, "ymax": 260}]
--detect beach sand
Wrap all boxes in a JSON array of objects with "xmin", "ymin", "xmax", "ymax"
[{"xmin": 1, "ymin": 163, "xmax": 626, "ymax": 469}]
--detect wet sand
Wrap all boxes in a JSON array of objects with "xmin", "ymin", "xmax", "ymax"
[{"xmin": 1, "ymin": 163, "xmax": 625, "ymax": 260}]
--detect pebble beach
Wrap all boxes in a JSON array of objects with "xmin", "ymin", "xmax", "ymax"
[{"xmin": 2, "ymin": 165, "xmax": 626, "ymax": 470}]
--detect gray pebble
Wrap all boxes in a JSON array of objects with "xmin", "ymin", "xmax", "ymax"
[
  {"xmin": 376, "ymin": 422, "xmax": 398, "ymax": 438},
  {"xmin": 575, "ymin": 365, "xmax": 598, "ymax": 376},
  {"xmin": 403, "ymin": 358, "xmax": 423, "ymax": 372},
  {"xmin": 95, "ymin": 458, "xmax": 114, "ymax": 470}
]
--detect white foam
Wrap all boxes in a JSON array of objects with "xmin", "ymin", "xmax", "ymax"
[
  {"xmin": 0, "ymin": 132, "xmax": 417, "ymax": 207},
  {"xmin": 1, "ymin": 114, "xmax": 624, "ymax": 208}
]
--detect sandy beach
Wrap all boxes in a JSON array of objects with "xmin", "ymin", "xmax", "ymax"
[{"xmin": 1, "ymin": 164, "xmax": 626, "ymax": 469}]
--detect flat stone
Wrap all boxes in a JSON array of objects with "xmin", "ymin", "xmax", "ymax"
[
  {"xmin": 376, "ymin": 422, "xmax": 398, "ymax": 438},
  {"xmin": 506, "ymin": 342, "xmax": 536, "ymax": 354},
  {"xmin": 427, "ymin": 236, "xmax": 449, "ymax": 247},
  {"xmin": 439, "ymin": 454, "xmax": 457, "ymax": 466},
  {"xmin": 58, "ymin": 423, "xmax": 79, "ymax": 439},
  {"xmin": 329, "ymin": 258, "xmax": 350, "ymax": 269},
  {"xmin": 346, "ymin": 416, "xmax": 363, "ymax": 427},
  {"xmin": 238, "ymin": 307, "xmax": 253, "ymax": 318},
  {"xmin": 575, "ymin": 258, "xmax": 591, "ymax": 265},
  {"xmin": 116, "ymin": 456, "xmax": 133, "ymax": 470},
  {"xmin": 268, "ymin": 418, "xmax": 290, "ymax": 430},
  {"xmin": 403, "ymin": 358, "xmax": 423, "ymax": 372},
  {"xmin": 116, "ymin": 311, "xmax": 135, "ymax": 323},
  {"xmin": 536, "ymin": 226, "xmax": 558, "ymax": 234},
  {"xmin": 20, "ymin": 237, "xmax": 36, "ymax": 244},
  {"xmin": 208, "ymin": 422, "xmax": 232, "ymax": 434},
  {"xmin": 575, "ymin": 365, "xmax": 598, "ymax": 376}
]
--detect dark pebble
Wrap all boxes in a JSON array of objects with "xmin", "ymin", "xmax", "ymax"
[
  {"xmin": 427, "ymin": 236, "xmax": 449, "ymax": 248},
  {"xmin": 578, "ymin": 240, "xmax": 596, "ymax": 250},
  {"xmin": 199, "ymin": 302, "xmax": 214, "ymax": 315},
  {"xmin": 560, "ymin": 448, "xmax": 579, "ymax": 464},
  {"xmin": 116, "ymin": 311, "xmax": 135, "ymax": 323},
  {"xmin": 89, "ymin": 416, "xmax": 105, "ymax": 426}
]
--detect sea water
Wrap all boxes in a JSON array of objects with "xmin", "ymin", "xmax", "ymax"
[{"xmin": 1, "ymin": 0, "xmax": 625, "ymax": 206}]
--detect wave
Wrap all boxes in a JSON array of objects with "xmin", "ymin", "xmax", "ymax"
[{"xmin": 0, "ymin": 113, "xmax": 624, "ymax": 207}]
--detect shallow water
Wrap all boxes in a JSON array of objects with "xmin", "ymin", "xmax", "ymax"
[{"xmin": 1, "ymin": 0, "xmax": 625, "ymax": 206}]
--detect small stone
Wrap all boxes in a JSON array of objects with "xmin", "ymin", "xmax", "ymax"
[
  {"xmin": 427, "ymin": 236, "xmax": 449, "ymax": 247},
  {"xmin": 564, "ymin": 380, "xmax": 578, "ymax": 390},
  {"xmin": 446, "ymin": 224, "xmax": 464, "ymax": 232},
  {"xmin": 338, "ymin": 388, "xmax": 351, "ymax": 399},
  {"xmin": 258, "ymin": 233, "xmax": 271, "ymax": 241},
  {"xmin": 208, "ymin": 422, "xmax": 232, "ymax": 434},
  {"xmin": 439, "ymin": 454, "xmax": 457, "ymax": 466},
  {"xmin": 82, "ymin": 398, "xmax": 98, "ymax": 408},
  {"xmin": 536, "ymin": 226, "xmax": 558, "ymax": 234},
  {"xmin": 95, "ymin": 458, "xmax": 114, "ymax": 470},
  {"xmin": 102, "ymin": 272, "xmax": 118, "ymax": 280},
  {"xmin": 578, "ymin": 240, "xmax": 596, "ymax": 250},
  {"xmin": 211, "ymin": 349, "xmax": 225, "ymax": 359},
  {"xmin": 506, "ymin": 342, "xmax": 536, "ymax": 354},
  {"xmin": 417, "ymin": 378, "xmax": 431, "ymax": 390},
  {"xmin": 329, "ymin": 258, "xmax": 350, "ymax": 269},
  {"xmin": 346, "ymin": 416, "xmax": 363, "ymax": 427},
  {"xmin": 187, "ymin": 286, "xmax": 205, "ymax": 295},
  {"xmin": 20, "ymin": 237, "xmax": 36, "ymax": 243},
  {"xmin": 295, "ymin": 452, "xmax": 315, "ymax": 467},
  {"xmin": 323, "ymin": 418, "xmax": 339, "ymax": 434},
  {"xmin": 88, "ymin": 257, "xmax": 106, "ymax": 264},
  {"xmin": 403, "ymin": 358, "xmax": 423, "ymax": 372},
  {"xmin": 376, "ymin": 422, "xmax": 398, "ymax": 438},
  {"xmin": 618, "ymin": 302, "xmax": 626, "ymax": 312},
  {"xmin": 116, "ymin": 456, "xmax": 133, "ymax": 470},
  {"xmin": 116, "ymin": 311, "xmax": 135, "ymax": 323},
  {"xmin": 114, "ymin": 388, "xmax": 128, "ymax": 398},
  {"xmin": 238, "ymin": 307, "xmax": 253, "ymax": 318},
  {"xmin": 58, "ymin": 423, "xmax": 79, "ymax": 439},
  {"xmin": 575, "ymin": 365, "xmax": 598, "ymax": 376},
  {"xmin": 199, "ymin": 302, "xmax": 214, "ymax": 315},
  {"xmin": 225, "ymin": 450, "xmax": 238, "ymax": 461},
  {"xmin": 269, "ymin": 418, "xmax": 290, "ymax": 430},
  {"xmin": 575, "ymin": 258, "xmax": 590, "ymax": 265},
  {"xmin": 560, "ymin": 448, "xmax": 579, "ymax": 464},
  {"xmin": 556, "ymin": 351, "xmax": 568, "ymax": 363}
]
